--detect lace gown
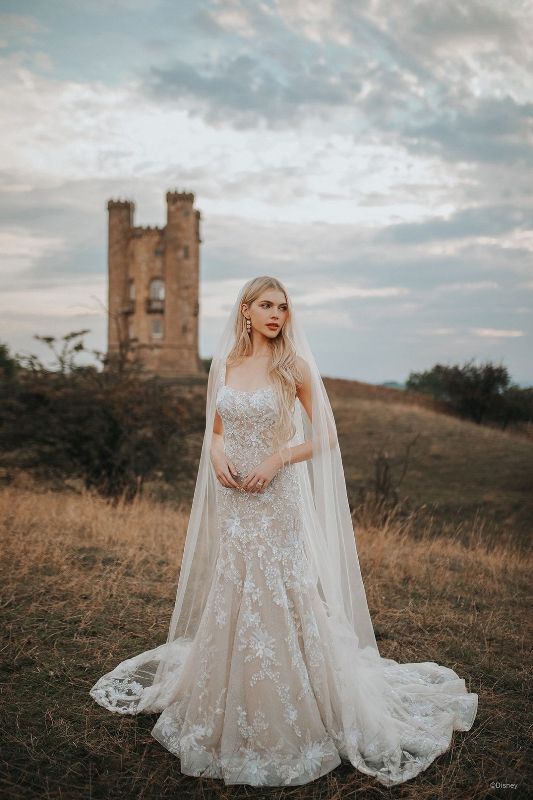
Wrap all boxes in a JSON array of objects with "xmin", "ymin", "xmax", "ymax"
[{"xmin": 89, "ymin": 369, "xmax": 478, "ymax": 787}]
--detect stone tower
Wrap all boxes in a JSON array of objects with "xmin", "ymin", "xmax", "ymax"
[{"xmin": 107, "ymin": 190, "xmax": 202, "ymax": 377}]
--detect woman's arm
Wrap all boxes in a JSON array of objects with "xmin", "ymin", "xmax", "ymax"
[
  {"xmin": 277, "ymin": 359, "xmax": 338, "ymax": 465},
  {"xmin": 210, "ymin": 410, "xmax": 241, "ymax": 488},
  {"xmin": 211, "ymin": 409, "xmax": 225, "ymax": 456},
  {"xmin": 275, "ymin": 355, "xmax": 314, "ymax": 468}
]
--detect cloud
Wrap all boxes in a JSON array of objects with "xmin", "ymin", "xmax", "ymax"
[
  {"xmin": 0, "ymin": 13, "xmax": 47, "ymax": 44},
  {"xmin": 433, "ymin": 281, "xmax": 499, "ymax": 293},
  {"xmin": 424, "ymin": 327, "xmax": 456, "ymax": 336},
  {"xmin": 470, "ymin": 328, "xmax": 525, "ymax": 338},
  {"xmin": 294, "ymin": 285, "xmax": 409, "ymax": 306},
  {"xmin": 61, "ymin": 0, "xmax": 164, "ymax": 13},
  {"xmin": 202, "ymin": 0, "xmax": 258, "ymax": 38},
  {"xmin": 0, "ymin": 229, "xmax": 67, "ymax": 277},
  {"xmin": 1, "ymin": 283, "xmax": 105, "ymax": 322},
  {"xmin": 377, "ymin": 204, "xmax": 532, "ymax": 244},
  {"xmin": 142, "ymin": 48, "xmax": 363, "ymax": 129},
  {"xmin": 400, "ymin": 97, "xmax": 533, "ymax": 165},
  {"xmin": 137, "ymin": 0, "xmax": 533, "ymax": 175}
]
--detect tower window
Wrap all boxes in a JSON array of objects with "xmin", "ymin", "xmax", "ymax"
[
  {"xmin": 151, "ymin": 319, "xmax": 163, "ymax": 339},
  {"xmin": 147, "ymin": 278, "xmax": 165, "ymax": 312},
  {"xmin": 183, "ymin": 245, "xmax": 190, "ymax": 259},
  {"xmin": 149, "ymin": 278, "xmax": 165, "ymax": 300},
  {"xmin": 128, "ymin": 279, "xmax": 136, "ymax": 300}
]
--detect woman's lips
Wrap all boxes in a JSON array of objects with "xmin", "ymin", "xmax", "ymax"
[{"xmin": 266, "ymin": 324, "xmax": 279, "ymax": 330}]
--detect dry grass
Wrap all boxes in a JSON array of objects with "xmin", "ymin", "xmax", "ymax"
[
  {"xmin": 1, "ymin": 486, "xmax": 531, "ymax": 799},
  {"xmin": 330, "ymin": 394, "xmax": 533, "ymax": 546}
]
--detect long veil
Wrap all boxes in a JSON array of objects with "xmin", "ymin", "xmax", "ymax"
[{"xmin": 90, "ymin": 281, "xmax": 379, "ymax": 715}]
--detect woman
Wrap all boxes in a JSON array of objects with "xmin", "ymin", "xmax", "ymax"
[{"xmin": 90, "ymin": 276, "xmax": 478, "ymax": 786}]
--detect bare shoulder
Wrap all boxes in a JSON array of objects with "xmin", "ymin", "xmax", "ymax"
[{"xmin": 295, "ymin": 355, "xmax": 311, "ymax": 377}]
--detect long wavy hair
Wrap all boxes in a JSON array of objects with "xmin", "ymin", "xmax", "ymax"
[{"xmin": 226, "ymin": 276, "xmax": 303, "ymax": 449}]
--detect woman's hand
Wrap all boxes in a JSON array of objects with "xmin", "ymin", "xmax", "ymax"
[
  {"xmin": 241, "ymin": 453, "xmax": 283, "ymax": 494},
  {"xmin": 210, "ymin": 442, "xmax": 241, "ymax": 489}
]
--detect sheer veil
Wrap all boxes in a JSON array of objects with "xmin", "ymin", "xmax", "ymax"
[{"xmin": 91, "ymin": 278, "xmax": 380, "ymax": 715}]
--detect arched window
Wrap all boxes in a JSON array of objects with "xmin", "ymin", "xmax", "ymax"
[
  {"xmin": 128, "ymin": 279, "xmax": 136, "ymax": 300},
  {"xmin": 149, "ymin": 278, "xmax": 165, "ymax": 301}
]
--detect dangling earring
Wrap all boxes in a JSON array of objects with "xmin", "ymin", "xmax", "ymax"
[{"xmin": 246, "ymin": 317, "xmax": 251, "ymax": 334}]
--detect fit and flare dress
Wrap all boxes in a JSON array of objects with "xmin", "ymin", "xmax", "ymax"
[{"xmin": 89, "ymin": 366, "xmax": 478, "ymax": 786}]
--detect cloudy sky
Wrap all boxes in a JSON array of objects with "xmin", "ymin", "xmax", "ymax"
[{"xmin": 1, "ymin": 0, "xmax": 532, "ymax": 384}]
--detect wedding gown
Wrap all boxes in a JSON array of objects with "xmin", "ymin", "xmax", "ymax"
[{"xmin": 89, "ymin": 366, "xmax": 478, "ymax": 787}]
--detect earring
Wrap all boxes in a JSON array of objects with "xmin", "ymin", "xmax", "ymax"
[{"xmin": 246, "ymin": 317, "xmax": 251, "ymax": 334}]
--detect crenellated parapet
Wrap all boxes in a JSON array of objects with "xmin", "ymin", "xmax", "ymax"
[
  {"xmin": 107, "ymin": 199, "xmax": 135, "ymax": 228},
  {"xmin": 166, "ymin": 190, "xmax": 195, "ymax": 204},
  {"xmin": 107, "ymin": 199, "xmax": 135, "ymax": 210},
  {"xmin": 107, "ymin": 200, "xmax": 135, "ymax": 218},
  {"xmin": 131, "ymin": 225, "xmax": 164, "ymax": 237}
]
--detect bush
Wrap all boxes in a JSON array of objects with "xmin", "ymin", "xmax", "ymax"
[
  {"xmin": 0, "ymin": 343, "xmax": 18, "ymax": 380},
  {"xmin": 407, "ymin": 359, "xmax": 532, "ymax": 427},
  {"xmin": 0, "ymin": 334, "xmax": 206, "ymax": 498}
]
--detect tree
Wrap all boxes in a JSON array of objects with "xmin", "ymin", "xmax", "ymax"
[
  {"xmin": 493, "ymin": 385, "xmax": 533, "ymax": 429},
  {"xmin": 0, "ymin": 343, "xmax": 18, "ymax": 380},
  {"xmin": 407, "ymin": 360, "xmax": 516, "ymax": 425}
]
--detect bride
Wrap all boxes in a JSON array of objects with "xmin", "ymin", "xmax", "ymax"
[{"xmin": 90, "ymin": 275, "xmax": 478, "ymax": 786}]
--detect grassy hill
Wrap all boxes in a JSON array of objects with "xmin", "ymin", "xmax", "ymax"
[
  {"xmin": 2, "ymin": 371, "xmax": 531, "ymax": 545},
  {"xmin": 323, "ymin": 378, "xmax": 533, "ymax": 546}
]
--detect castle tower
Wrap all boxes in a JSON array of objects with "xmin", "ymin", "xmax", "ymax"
[{"xmin": 107, "ymin": 190, "xmax": 202, "ymax": 377}]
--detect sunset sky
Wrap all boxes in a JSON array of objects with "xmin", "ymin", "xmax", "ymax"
[{"xmin": 1, "ymin": 0, "xmax": 532, "ymax": 384}]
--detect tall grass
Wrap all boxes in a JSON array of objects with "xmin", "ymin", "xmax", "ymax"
[{"xmin": 1, "ymin": 486, "xmax": 530, "ymax": 799}]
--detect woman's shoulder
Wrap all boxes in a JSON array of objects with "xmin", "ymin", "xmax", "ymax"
[
  {"xmin": 294, "ymin": 354, "xmax": 312, "ymax": 388},
  {"xmin": 295, "ymin": 354, "xmax": 311, "ymax": 375}
]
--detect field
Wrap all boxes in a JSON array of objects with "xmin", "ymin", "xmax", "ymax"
[{"xmin": 1, "ymin": 485, "xmax": 531, "ymax": 799}]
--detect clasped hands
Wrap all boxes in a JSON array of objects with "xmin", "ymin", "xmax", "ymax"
[{"xmin": 211, "ymin": 447, "xmax": 283, "ymax": 494}]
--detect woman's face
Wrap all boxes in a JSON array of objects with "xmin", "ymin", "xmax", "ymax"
[{"xmin": 243, "ymin": 289, "xmax": 288, "ymax": 339}]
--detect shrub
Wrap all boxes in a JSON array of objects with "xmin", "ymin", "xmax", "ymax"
[
  {"xmin": 0, "ymin": 334, "xmax": 205, "ymax": 498},
  {"xmin": 406, "ymin": 359, "xmax": 517, "ymax": 425}
]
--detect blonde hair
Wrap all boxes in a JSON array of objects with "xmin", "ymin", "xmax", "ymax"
[{"xmin": 226, "ymin": 276, "xmax": 303, "ymax": 449}]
